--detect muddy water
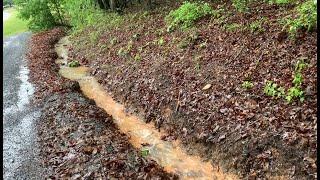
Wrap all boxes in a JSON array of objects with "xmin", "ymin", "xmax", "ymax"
[{"xmin": 55, "ymin": 37, "xmax": 238, "ymax": 180}]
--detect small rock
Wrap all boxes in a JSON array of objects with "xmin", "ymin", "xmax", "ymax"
[
  {"xmin": 305, "ymin": 86, "xmax": 313, "ymax": 96},
  {"xmin": 202, "ymin": 84, "xmax": 212, "ymax": 90},
  {"xmin": 219, "ymin": 108, "xmax": 228, "ymax": 114},
  {"xmin": 218, "ymin": 134, "xmax": 226, "ymax": 142}
]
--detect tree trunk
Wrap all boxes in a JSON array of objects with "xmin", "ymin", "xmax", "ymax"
[
  {"xmin": 101, "ymin": 0, "xmax": 108, "ymax": 10},
  {"xmin": 109, "ymin": 0, "xmax": 115, "ymax": 11}
]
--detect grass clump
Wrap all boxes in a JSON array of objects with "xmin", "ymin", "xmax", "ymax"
[
  {"xmin": 284, "ymin": 0, "xmax": 317, "ymax": 37},
  {"xmin": 165, "ymin": 2, "xmax": 213, "ymax": 31}
]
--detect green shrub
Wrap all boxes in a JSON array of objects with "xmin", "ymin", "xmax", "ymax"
[
  {"xmin": 14, "ymin": 0, "xmax": 65, "ymax": 31},
  {"xmin": 232, "ymin": 0, "xmax": 250, "ymax": 13},
  {"xmin": 165, "ymin": 2, "xmax": 213, "ymax": 31},
  {"xmin": 284, "ymin": 0, "xmax": 317, "ymax": 37}
]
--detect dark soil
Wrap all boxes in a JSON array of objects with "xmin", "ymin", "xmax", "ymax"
[
  {"xmin": 26, "ymin": 28, "xmax": 177, "ymax": 179},
  {"xmin": 69, "ymin": 1, "xmax": 317, "ymax": 179}
]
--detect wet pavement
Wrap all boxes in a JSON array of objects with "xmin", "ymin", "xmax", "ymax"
[{"xmin": 3, "ymin": 33, "xmax": 43, "ymax": 179}]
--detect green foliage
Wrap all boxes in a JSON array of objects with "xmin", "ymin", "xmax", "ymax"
[
  {"xmin": 264, "ymin": 59, "xmax": 308, "ymax": 103},
  {"xmin": 141, "ymin": 148, "xmax": 149, "ymax": 157},
  {"xmin": 286, "ymin": 86, "xmax": 304, "ymax": 102},
  {"xmin": 242, "ymin": 81, "xmax": 254, "ymax": 89},
  {"xmin": 165, "ymin": 2, "xmax": 213, "ymax": 31},
  {"xmin": 232, "ymin": 0, "xmax": 250, "ymax": 13},
  {"xmin": 68, "ymin": 60, "xmax": 80, "ymax": 67},
  {"xmin": 264, "ymin": 81, "xmax": 285, "ymax": 98},
  {"xmin": 14, "ymin": 0, "xmax": 64, "ymax": 31},
  {"xmin": 285, "ymin": 59, "xmax": 307, "ymax": 103},
  {"xmin": 295, "ymin": 58, "xmax": 307, "ymax": 72},
  {"xmin": 284, "ymin": 0, "xmax": 317, "ymax": 37},
  {"xmin": 3, "ymin": 0, "xmax": 13, "ymax": 6},
  {"xmin": 268, "ymin": 0, "xmax": 294, "ymax": 5}
]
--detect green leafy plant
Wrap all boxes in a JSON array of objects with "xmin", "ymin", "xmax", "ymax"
[
  {"xmin": 165, "ymin": 2, "xmax": 213, "ymax": 31},
  {"xmin": 232, "ymin": 0, "xmax": 250, "ymax": 13},
  {"xmin": 264, "ymin": 81, "xmax": 278, "ymax": 96},
  {"xmin": 284, "ymin": 0, "xmax": 317, "ymax": 37},
  {"xmin": 141, "ymin": 148, "xmax": 149, "ymax": 157},
  {"xmin": 285, "ymin": 59, "xmax": 308, "ymax": 103},
  {"xmin": 242, "ymin": 81, "xmax": 254, "ymax": 89},
  {"xmin": 68, "ymin": 60, "xmax": 80, "ymax": 67},
  {"xmin": 264, "ymin": 81, "xmax": 286, "ymax": 98},
  {"xmin": 286, "ymin": 86, "xmax": 304, "ymax": 102}
]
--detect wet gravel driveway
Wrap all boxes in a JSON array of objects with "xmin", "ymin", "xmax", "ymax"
[{"xmin": 3, "ymin": 33, "xmax": 43, "ymax": 180}]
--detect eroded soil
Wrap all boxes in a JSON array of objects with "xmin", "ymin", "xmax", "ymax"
[
  {"xmin": 69, "ymin": 1, "xmax": 317, "ymax": 179},
  {"xmin": 26, "ymin": 28, "xmax": 176, "ymax": 179}
]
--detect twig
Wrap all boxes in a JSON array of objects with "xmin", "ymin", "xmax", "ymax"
[{"xmin": 175, "ymin": 90, "xmax": 181, "ymax": 112}]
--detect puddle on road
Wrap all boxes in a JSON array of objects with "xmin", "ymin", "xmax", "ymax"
[
  {"xmin": 4, "ymin": 61, "xmax": 35, "ymax": 116},
  {"xmin": 56, "ymin": 37, "xmax": 238, "ymax": 180}
]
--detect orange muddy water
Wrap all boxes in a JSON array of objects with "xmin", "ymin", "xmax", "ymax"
[{"xmin": 55, "ymin": 37, "xmax": 238, "ymax": 180}]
